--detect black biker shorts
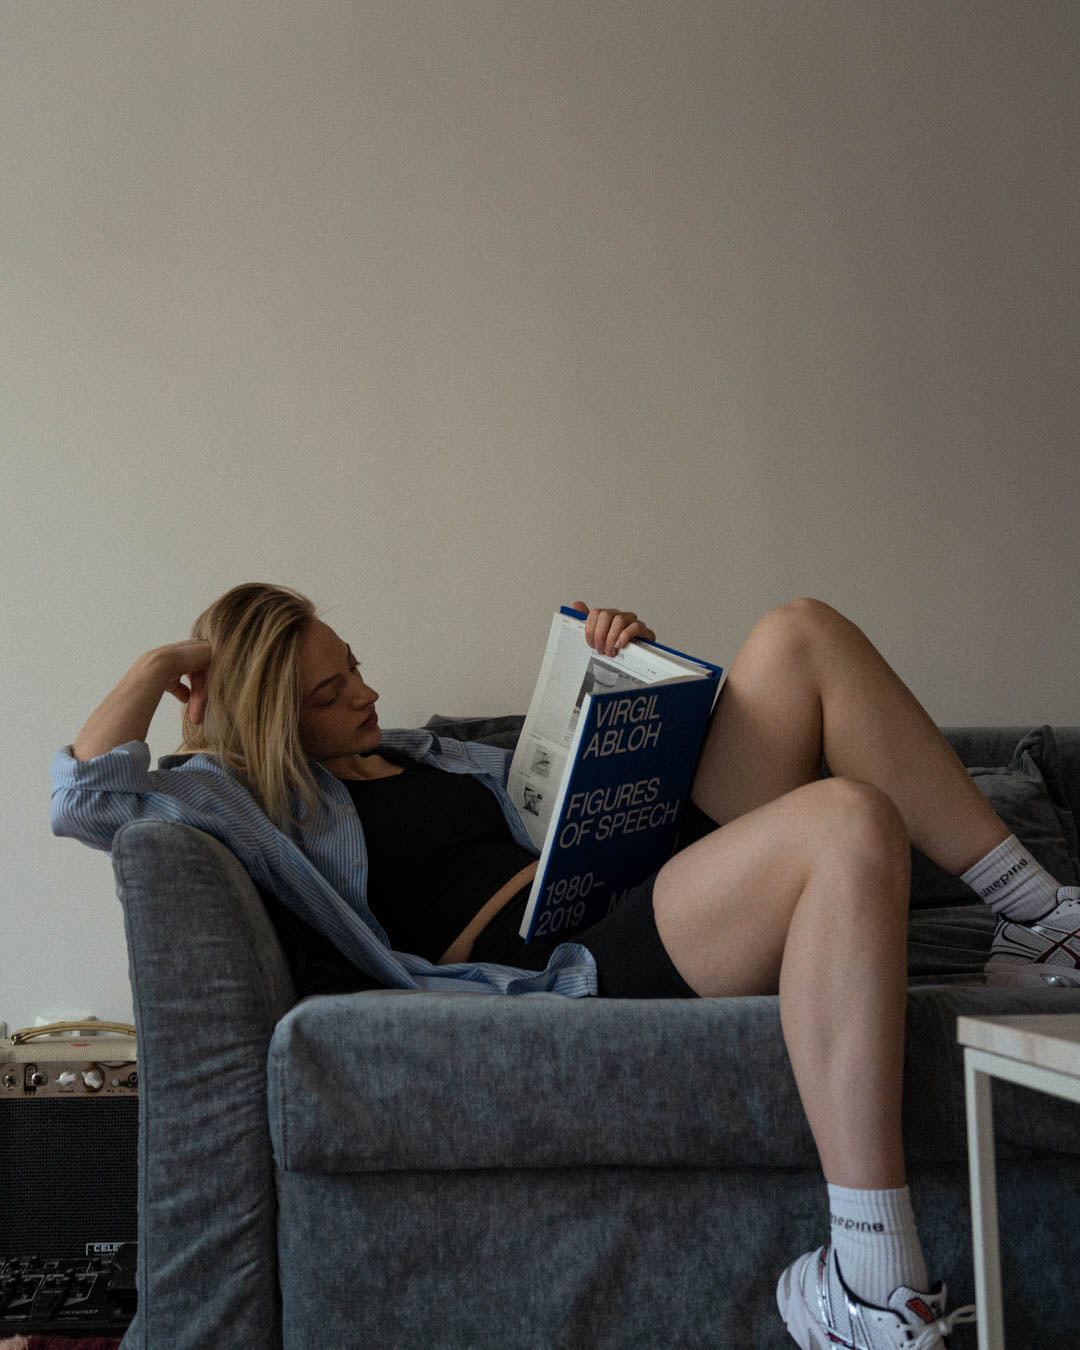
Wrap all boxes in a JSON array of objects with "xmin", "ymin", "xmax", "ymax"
[{"xmin": 469, "ymin": 870, "xmax": 697, "ymax": 998}]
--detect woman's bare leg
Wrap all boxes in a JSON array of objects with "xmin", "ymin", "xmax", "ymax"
[
  {"xmin": 654, "ymin": 777, "xmax": 911, "ymax": 1188},
  {"xmin": 691, "ymin": 598, "xmax": 1009, "ymax": 874}
]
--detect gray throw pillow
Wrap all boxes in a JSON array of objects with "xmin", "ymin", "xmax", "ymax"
[{"xmin": 909, "ymin": 725, "xmax": 1080, "ymax": 909}]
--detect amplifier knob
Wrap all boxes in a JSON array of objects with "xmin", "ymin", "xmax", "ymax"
[
  {"xmin": 57, "ymin": 1071, "xmax": 78, "ymax": 1088},
  {"xmin": 2, "ymin": 1072, "xmax": 15, "ymax": 1089},
  {"xmin": 81, "ymin": 1068, "xmax": 105, "ymax": 1091}
]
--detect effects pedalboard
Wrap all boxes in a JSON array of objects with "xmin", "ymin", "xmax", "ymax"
[{"xmin": 0, "ymin": 1244, "xmax": 136, "ymax": 1335}]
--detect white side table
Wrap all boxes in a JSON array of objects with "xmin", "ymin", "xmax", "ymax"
[{"xmin": 957, "ymin": 1013, "xmax": 1080, "ymax": 1350}]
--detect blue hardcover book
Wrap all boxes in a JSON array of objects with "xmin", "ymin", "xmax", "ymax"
[{"xmin": 510, "ymin": 608, "xmax": 723, "ymax": 943}]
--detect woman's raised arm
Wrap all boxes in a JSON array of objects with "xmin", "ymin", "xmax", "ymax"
[{"xmin": 72, "ymin": 639, "xmax": 211, "ymax": 761}]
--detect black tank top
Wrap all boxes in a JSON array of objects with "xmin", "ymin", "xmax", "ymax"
[{"xmin": 344, "ymin": 754, "xmax": 535, "ymax": 963}]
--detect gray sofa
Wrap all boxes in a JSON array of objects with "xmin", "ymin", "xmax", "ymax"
[{"xmin": 112, "ymin": 724, "xmax": 1080, "ymax": 1350}]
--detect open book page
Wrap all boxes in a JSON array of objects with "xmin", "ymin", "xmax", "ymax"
[{"xmin": 507, "ymin": 608, "xmax": 714, "ymax": 852}]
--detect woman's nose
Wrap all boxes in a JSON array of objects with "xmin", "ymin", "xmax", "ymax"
[{"xmin": 350, "ymin": 674, "xmax": 376, "ymax": 705}]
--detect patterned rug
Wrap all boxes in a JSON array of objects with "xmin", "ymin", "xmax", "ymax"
[{"xmin": 0, "ymin": 1338, "xmax": 122, "ymax": 1349}]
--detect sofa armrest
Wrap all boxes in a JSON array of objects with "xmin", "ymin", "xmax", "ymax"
[{"xmin": 112, "ymin": 819, "xmax": 298, "ymax": 1350}]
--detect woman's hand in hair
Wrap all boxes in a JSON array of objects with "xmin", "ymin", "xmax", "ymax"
[
  {"xmin": 153, "ymin": 639, "xmax": 212, "ymax": 725},
  {"xmin": 71, "ymin": 639, "xmax": 212, "ymax": 761},
  {"xmin": 571, "ymin": 602, "xmax": 656, "ymax": 658}
]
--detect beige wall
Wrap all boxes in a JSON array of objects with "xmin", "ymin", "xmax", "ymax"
[{"xmin": 3, "ymin": 1, "xmax": 1077, "ymax": 1030}]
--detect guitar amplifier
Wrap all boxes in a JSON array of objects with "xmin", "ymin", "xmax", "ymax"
[{"xmin": 0, "ymin": 1022, "xmax": 138, "ymax": 1261}]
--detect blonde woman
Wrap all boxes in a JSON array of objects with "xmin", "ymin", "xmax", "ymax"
[{"xmin": 53, "ymin": 582, "xmax": 1078, "ymax": 1350}]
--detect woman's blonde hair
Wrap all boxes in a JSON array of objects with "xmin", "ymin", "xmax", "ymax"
[{"xmin": 181, "ymin": 582, "xmax": 320, "ymax": 829}]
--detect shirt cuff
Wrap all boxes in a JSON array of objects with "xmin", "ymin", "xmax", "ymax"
[{"xmin": 50, "ymin": 741, "xmax": 153, "ymax": 792}]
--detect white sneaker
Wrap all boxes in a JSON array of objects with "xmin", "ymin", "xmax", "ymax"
[
  {"xmin": 776, "ymin": 1244, "xmax": 976, "ymax": 1350},
  {"xmin": 985, "ymin": 886, "xmax": 1080, "ymax": 988}
]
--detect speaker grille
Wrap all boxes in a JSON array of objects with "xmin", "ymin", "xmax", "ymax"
[{"xmin": 0, "ymin": 1096, "xmax": 138, "ymax": 1258}]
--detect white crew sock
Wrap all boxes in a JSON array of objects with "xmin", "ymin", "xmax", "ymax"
[
  {"xmin": 960, "ymin": 834, "xmax": 1060, "ymax": 922},
  {"xmin": 827, "ymin": 1183, "xmax": 929, "ymax": 1306}
]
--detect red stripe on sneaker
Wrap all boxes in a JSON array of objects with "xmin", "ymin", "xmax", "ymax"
[
  {"xmin": 906, "ymin": 1297, "xmax": 936, "ymax": 1323},
  {"xmin": 1033, "ymin": 924, "xmax": 1080, "ymax": 967}
]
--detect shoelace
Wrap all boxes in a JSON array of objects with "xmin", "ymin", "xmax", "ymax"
[{"xmin": 906, "ymin": 1302, "xmax": 977, "ymax": 1350}]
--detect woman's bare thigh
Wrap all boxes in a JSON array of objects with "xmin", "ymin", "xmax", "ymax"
[{"xmin": 654, "ymin": 777, "xmax": 909, "ymax": 999}]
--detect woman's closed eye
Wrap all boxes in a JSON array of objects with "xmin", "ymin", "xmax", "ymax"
[{"xmin": 313, "ymin": 659, "xmax": 362, "ymax": 707}]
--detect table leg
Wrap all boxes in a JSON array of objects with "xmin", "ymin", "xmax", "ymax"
[{"xmin": 964, "ymin": 1053, "xmax": 1005, "ymax": 1349}]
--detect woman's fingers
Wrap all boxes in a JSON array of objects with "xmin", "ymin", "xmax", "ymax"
[
  {"xmin": 158, "ymin": 639, "xmax": 213, "ymax": 712},
  {"xmin": 573, "ymin": 603, "xmax": 656, "ymax": 656},
  {"xmin": 603, "ymin": 613, "xmax": 656, "ymax": 653},
  {"xmin": 185, "ymin": 668, "xmax": 208, "ymax": 725}
]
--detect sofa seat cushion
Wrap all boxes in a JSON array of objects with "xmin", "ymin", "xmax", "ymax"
[{"xmin": 268, "ymin": 984, "xmax": 1080, "ymax": 1176}]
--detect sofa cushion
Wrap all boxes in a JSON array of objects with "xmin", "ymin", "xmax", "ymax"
[
  {"xmin": 268, "ymin": 983, "xmax": 1080, "ymax": 1178},
  {"xmin": 424, "ymin": 712, "xmax": 526, "ymax": 750}
]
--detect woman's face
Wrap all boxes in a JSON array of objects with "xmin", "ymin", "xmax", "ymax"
[{"xmin": 297, "ymin": 618, "xmax": 382, "ymax": 763}]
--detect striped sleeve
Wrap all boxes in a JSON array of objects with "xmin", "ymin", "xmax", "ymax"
[{"xmin": 50, "ymin": 742, "xmax": 159, "ymax": 850}]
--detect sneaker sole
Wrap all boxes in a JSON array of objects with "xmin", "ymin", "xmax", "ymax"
[
  {"xmin": 985, "ymin": 964, "xmax": 1080, "ymax": 989},
  {"xmin": 776, "ymin": 1262, "xmax": 826, "ymax": 1350}
]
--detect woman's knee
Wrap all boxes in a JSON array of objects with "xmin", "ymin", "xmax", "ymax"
[
  {"xmin": 741, "ymin": 596, "xmax": 847, "ymax": 669},
  {"xmin": 806, "ymin": 777, "xmax": 910, "ymax": 874}
]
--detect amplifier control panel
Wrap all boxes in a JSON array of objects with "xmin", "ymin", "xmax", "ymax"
[{"xmin": 1, "ymin": 1060, "xmax": 137, "ymax": 1097}]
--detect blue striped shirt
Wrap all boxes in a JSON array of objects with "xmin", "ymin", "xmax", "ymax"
[{"xmin": 50, "ymin": 730, "xmax": 598, "ymax": 997}]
